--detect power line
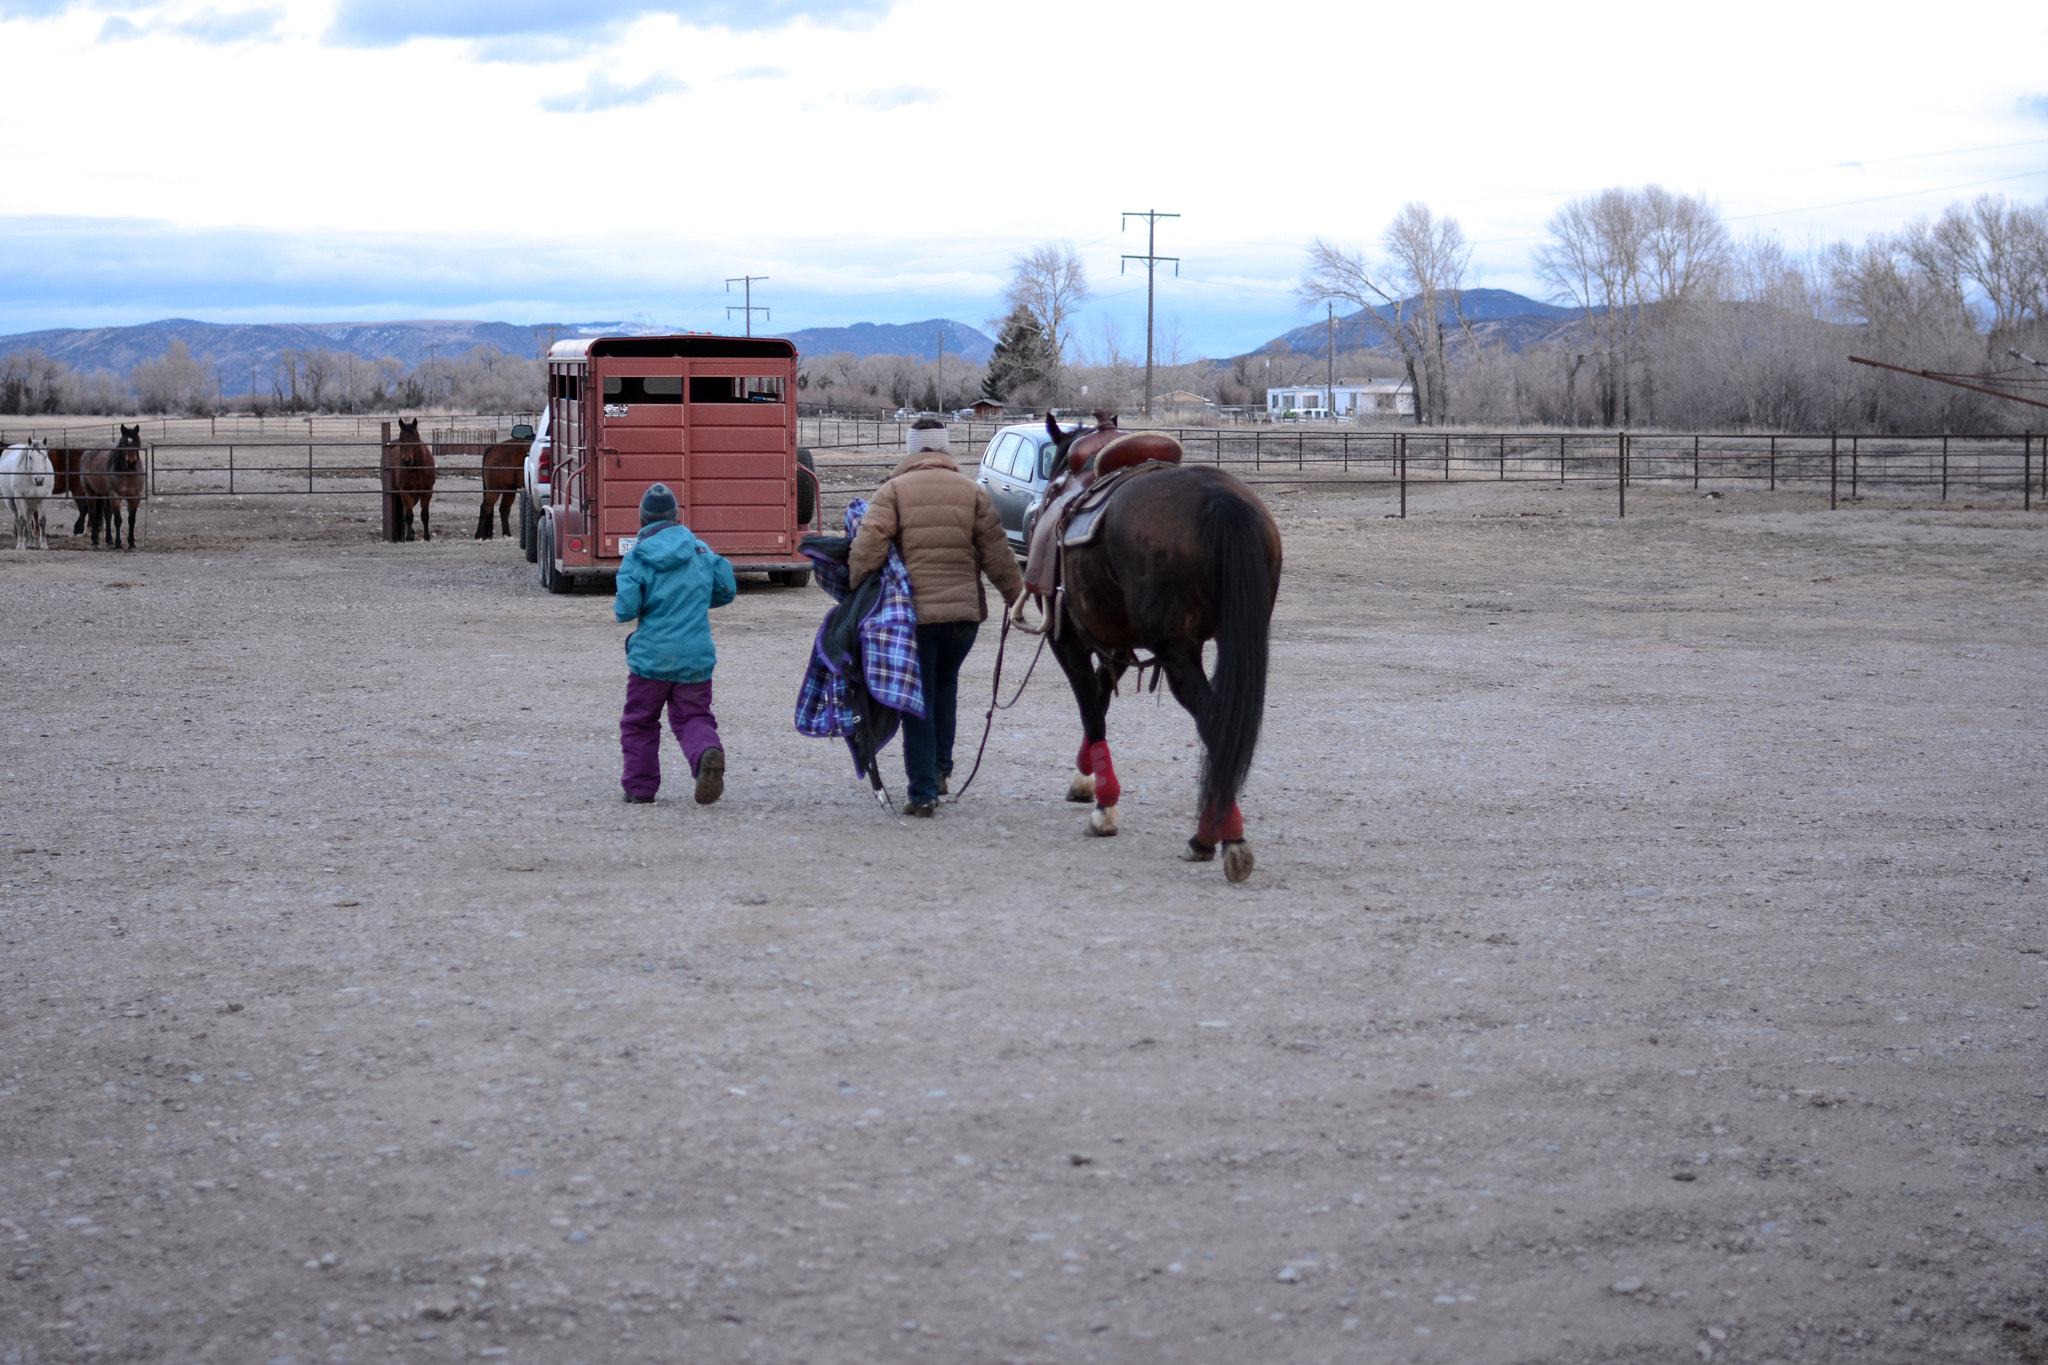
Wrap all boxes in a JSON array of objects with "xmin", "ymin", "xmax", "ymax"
[
  {"xmin": 1121, "ymin": 210, "xmax": 1179, "ymax": 419},
  {"xmin": 725, "ymin": 275, "xmax": 770, "ymax": 336}
]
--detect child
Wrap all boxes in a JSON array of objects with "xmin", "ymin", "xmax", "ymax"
[{"xmin": 614, "ymin": 483, "xmax": 737, "ymax": 804}]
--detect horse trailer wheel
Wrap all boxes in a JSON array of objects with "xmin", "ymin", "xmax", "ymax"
[
  {"xmin": 795, "ymin": 447, "xmax": 818, "ymax": 527},
  {"xmin": 538, "ymin": 520, "xmax": 572, "ymax": 595},
  {"xmin": 779, "ymin": 567, "xmax": 812, "ymax": 589}
]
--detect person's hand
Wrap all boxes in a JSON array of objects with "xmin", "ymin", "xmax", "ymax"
[{"xmin": 1007, "ymin": 591, "xmax": 1042, "ymax": 634}]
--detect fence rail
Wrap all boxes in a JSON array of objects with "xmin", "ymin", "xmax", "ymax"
[
  {"xmin": 50, "ymin": 428, "xmax": 2042, "ymax": 519},
  {"xmin": 799, "ymin": 424, "xmax": 2043, "ymax": 517}
]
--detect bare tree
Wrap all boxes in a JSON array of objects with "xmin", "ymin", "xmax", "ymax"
[
  {"xmin": 1004, "ymin": 243, "xmax": 1090, "ymax": 401},
  {"xmin": 1299, "ymin": 203, "xmax": 1471, "ymax": 425}
]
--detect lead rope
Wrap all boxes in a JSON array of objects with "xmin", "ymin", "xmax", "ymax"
[{"xmin": 945, "ymin": 610, "xmax": 1049, "ymax": 802}]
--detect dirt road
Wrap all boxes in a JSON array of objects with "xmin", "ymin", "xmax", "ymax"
[{"xmin": 2, "ymin": 483, "xmax": 2044, "ymax": 1364}]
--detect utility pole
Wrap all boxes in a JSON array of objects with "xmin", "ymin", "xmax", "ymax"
[
  {"xmin": 1327, "ymin": 303, "xmax": 1335, "ymax": 421},
  {"xmin": 1121, "ymin": 210, "xmax": 1180, "ymax": 420},
  {"xmin": 725, "ymin": 276, "xmax": 770, "ymax": 337},
  {"xmin": 535, "ymin": 325, "xmax": 562, "ymax": 359}
]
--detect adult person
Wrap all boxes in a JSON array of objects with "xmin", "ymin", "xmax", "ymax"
[{"xmin": 848, "ymin": 418, "xmax": 1028, "ymax": 817}]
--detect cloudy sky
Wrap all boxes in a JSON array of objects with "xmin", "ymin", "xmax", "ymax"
[{"xmin": 2, "ymin": 0, "xmax": 2046, "ymax": 357}]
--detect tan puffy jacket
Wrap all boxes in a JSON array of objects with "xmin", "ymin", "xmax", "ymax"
[{"xmin": 848, "ymin": 449, "xmax": 1025, "ymax": 624}]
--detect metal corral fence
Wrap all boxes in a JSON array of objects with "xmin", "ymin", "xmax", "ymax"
[
  {"xmin": 28, "ymin": 424, "xmax": 2043, "ymax": 535},
  {"xmin": 801, "ymin": 423, "xmax": 2047, "ymax": 519},
  {"xmin": 0, "ymin": 412, "xmax": 538, "ymax": 448}
]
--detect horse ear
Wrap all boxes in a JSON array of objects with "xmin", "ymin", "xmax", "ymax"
[{"xmin": 1046, "ymin": 413, "xmax": 1066, "ymax": 442}]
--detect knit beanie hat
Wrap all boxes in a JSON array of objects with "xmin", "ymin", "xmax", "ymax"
[
  {"xmin": 908, "ymin": 417, "xmax": 949, "ymax": 454},
  {"xmin": 639, "ymin": 482, "xmax": 678, "ymax": 526}
]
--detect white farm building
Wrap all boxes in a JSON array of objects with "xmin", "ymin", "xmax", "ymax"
[{"xmin": 1267, "ymin": 378, "xmax": 1414, "ymax": 421}]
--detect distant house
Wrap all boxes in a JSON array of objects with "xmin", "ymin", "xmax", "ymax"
[
  {"xmin": 1266, "ymin": 378, "xmax": 1413, "ymax": 421},
  {"xmin": 1152, "ymin": 390, "xmax": 1214, "ymax": 415},
  {"xmin": 969, "ymin": 398, "xmax": 1007, "ymax": 421}
]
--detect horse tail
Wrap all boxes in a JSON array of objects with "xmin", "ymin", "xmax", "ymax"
[{"xmin": 1198, "ymin": 483, "xmax": 1275, "ymax": 831}]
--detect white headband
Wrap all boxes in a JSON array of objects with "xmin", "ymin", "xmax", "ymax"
[{"xmin": 907, "ymin": 426, "xmax": 950, "ymax": 453}]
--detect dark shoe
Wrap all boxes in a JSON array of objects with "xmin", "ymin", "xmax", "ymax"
[
  {"xmin": 903, "ymin": 801, "xmax": 937, "ymax": 818},
  {"xmin": 623, "ymin": 792, "xmax": 655, "ymax": 804},
  {"xmin": 694, "ymin": 748, "xmax": 725, "ymax": 805}
]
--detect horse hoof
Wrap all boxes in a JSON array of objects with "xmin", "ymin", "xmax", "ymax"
[
  {"xmin": 1086, "ymin": 804, "xmax": 1118, "ymax": 837},
  {"xmin": 1065, "ymin": 773, "xmax": 1095, "ymax": 804},
  {"xmin": 1222, "ymin": 841, "xmax": 1254, "ymax": 883},
  {"xmin": 1181, "ymin": 838, "xmax": 1215, "ymax": 863}
]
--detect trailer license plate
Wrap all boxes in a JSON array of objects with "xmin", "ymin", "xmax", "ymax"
[{"xmin": 617, "ymin": 536, "xmax": 636, "ymax": 555}]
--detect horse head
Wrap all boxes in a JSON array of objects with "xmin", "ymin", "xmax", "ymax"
[
  {"xmin": 119, "ymin": 424, "xmax": 141, "ymax": 447},
  {"xmin": 398, "ymin": 418, "xmax": 421, "ymax": 440},
  {"xmin": 1044, "ymin": 410, "xmax": 1124, "ymax": 483}
]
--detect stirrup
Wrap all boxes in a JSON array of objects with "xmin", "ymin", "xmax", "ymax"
[{"xmin": 1008, "ymin": 594, "xmax": 1044, "ymax": 635}]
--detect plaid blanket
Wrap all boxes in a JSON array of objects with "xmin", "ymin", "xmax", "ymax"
[{"xmin": 794, "ymin": 498, "xmax": 924, "ymax": 740}]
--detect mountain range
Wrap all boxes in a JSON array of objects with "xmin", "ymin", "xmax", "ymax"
[
  {"xmin": 0, "ymin": 316, "xmax": 999, "ymax": 378},
  {"xmin": 1258, "ymin": 288, "xmax": 1579, "ymax": 360},
  {"xmin": 0, "ymin": 291, "xmax": 1582, "ymax": 382}
]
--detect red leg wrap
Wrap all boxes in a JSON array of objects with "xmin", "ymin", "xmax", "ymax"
[
  {"xmin": 1197, "ymin": 801, "xmax": 1244, "ymax": 845},
  {"xmin": 1089, "ymin": 741, "xmax": 1120, "ymax": 807},
  {"xmin": 1076, "ymin": 740, "xmax": 1094, "ymax": 776}
]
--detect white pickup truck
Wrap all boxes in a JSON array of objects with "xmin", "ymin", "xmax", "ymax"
[{"xmin": 518, "ymin": 405, "xmax": 551, "ymax": 564}]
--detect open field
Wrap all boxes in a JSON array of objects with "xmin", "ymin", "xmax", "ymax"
[{"xmin": 2, "ymin": 482, "xmax": 2044, "ymax": 1364}]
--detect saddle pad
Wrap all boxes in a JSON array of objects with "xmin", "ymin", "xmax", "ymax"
[{"xmin": 1061, "ymin": 462, "xmax": 1169, "ymax": 549}]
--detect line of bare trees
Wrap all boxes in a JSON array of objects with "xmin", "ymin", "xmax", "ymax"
[
  {"xmin": 1302, "ymin": 190, "xmax": 2048, "ymax": 432},
  {"xmin": 0, "ymin": 342, "xmax": 546, "ymax": 417}
]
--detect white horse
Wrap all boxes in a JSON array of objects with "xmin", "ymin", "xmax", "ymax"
[{"xmin": 0, "ymin": 440, "xmax": 54, "ymax": 550}]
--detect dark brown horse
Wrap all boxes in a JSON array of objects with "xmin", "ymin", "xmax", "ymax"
[
  {"xmin": 474, "ymin": 431, "xmax": 531, "ymax": 539},
  {"xmin": 385, "ymin": 418, "xmax": 435, "ymax": 541},
  {"xmin": 1035, "ymin": 413, "xmax": 1283, "ymax": 881},
  {"xmin": 80, "ymin": 424, "xmax": 145, "ymax": 550},
  {"xmin": 47, "ymin": 445, "xmax": 91, "ymax": 534}
]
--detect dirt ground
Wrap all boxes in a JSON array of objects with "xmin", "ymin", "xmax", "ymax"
[{"xmin": 2, "ymin": 479, "xmax": 2044, "ymax": 1365}]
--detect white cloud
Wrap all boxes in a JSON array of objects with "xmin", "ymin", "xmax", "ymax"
[
  {"xmin": 846, "ymin": 84, "xmax": 936, "ymax": 111},
  {"xmin": 538, "ymin": 68, "xmax": 688, "ymax": 113}
]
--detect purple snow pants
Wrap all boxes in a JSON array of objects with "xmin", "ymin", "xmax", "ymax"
[{"xmin": 620, "ymin": 674, "xmax": 721, "ymax": 800}]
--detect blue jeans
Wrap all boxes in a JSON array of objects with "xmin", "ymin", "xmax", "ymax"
[{"xmin": 901, "ymin": 621, "xmax": 978, "ymax": 805}]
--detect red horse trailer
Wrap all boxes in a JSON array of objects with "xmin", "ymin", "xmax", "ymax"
[{"xmin": 536, "ymin": 334, "xmax": 817, "ymax": 592}]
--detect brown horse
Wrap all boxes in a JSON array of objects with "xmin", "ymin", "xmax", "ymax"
[
  {"xmin": 474, "ymin": 431, "xmax": 531, "ymax": 540},
  {"xmin": 1034, "ymin": 413, "xmax": 1283, "ymax": 882},
  {"xmin": 385, "ymin": 418, "xmax": 435, "ymax": 541},
  {"xmin": 47, "ymin": 445, "xmax": 91, "ymax": 534},
  {"xmin": 80, "ymin": 424, "xmax": 145, "ymax": 551}
]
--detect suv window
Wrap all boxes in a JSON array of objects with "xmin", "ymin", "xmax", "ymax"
[
  {"xmin": 1032, "ymin": 437, "xmax": 1058, "ymax": 482},
  {"xmin": 985, "ymin": 433, "xmax": 1023, "ymax": 477}
]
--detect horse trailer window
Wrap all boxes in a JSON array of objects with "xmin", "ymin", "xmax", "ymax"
[
  {"xmin": 603, "ymin": 375, "xmax": 684, "ymax": 403},
  {"xmin": 550, "ymin": 372, "xmax": 582, "ymax": 401},
  {"xmin": 688, "ymin": 376, "xmax": 785, "ymax": 403}
]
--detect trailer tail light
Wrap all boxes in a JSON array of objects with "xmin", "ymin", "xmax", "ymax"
[{"xmin": 569, "ymin": 537, "xmax": 584, "ymax": 553}]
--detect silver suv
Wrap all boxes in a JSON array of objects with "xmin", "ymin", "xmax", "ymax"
[{"xmin": 974, "ymin": 420, "xmax": 1087, "ymax": 554}]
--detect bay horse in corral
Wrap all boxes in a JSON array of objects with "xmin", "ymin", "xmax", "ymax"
[
  {"xmin": 80, "ymin": 424, "xmax": 145, "ymax": 550},
  {"xmin": 385, "ymin": 417, "xmax": 436, "ymax": 541},
  {"xmin": 1023, "ymin": 412, "xmax": 1283, "ymax": 882},
  {"xmin": 0, "ymin": 439, "xmax": 55, "ymax": 550},
  {"xmin": 45, "ymin": 444, "xmax": 91, "ymax": 535},
  {"xmin": 474, "ymin": 428, "xmax": 532, "ymax": 540}
]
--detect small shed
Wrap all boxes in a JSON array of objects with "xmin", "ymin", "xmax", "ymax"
[{"xmin": 970, "ymin": 398, "xmax": 1008, "ymax": 421}]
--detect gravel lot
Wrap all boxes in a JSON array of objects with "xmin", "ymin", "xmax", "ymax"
[{"xmin": 2, "ymin": 481, "xmax": 2044, "ymax": 1365}]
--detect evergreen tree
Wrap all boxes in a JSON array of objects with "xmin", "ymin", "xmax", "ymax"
[{"xmin": 982, "ymin": 305, "xmax": 1050, "ymax": 401}]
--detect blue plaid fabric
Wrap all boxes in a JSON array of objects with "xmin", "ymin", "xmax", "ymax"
[{"xmin": 794, "ymin": 499, "xmax": 924, "ymax": 738}]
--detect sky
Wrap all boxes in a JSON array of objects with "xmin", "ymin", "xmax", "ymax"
[{"xmin": 2, "ymin": 0, "xmax": 2046, "ymax": 359}]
